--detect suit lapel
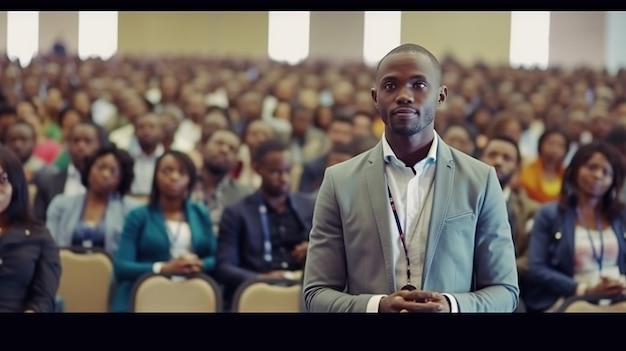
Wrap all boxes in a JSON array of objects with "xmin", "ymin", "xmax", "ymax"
[
  {"xmin": 365, "ymin": 142, "xmax": 397, "ymax": 292},
  {"xmin": 423, "ymin": 140, "xmax": 455, "ymax": 283}
]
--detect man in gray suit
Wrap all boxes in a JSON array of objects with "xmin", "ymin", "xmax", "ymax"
[{"xmin": 302, "ymin": 43, "xmax": 519, "ymax": 313}]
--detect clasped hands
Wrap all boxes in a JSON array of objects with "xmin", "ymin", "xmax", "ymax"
[
  {"xmin": 379, "ymin": 289, "xmax": 451, "ymax": 313},
  {"xmin": 161, "ymin": 253, "xmax": 203, "ymax": 275}
]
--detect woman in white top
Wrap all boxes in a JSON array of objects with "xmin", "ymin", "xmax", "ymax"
[{"xmin": 525, "ymin": 141, "xmax": 626, "ymax": 312}]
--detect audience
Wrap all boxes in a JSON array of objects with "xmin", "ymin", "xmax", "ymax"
[{"xmin": 2, "ymin": 49, "xmax": 626, "ymax": 313}]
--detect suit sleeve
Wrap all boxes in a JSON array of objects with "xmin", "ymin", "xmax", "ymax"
[
  {"xmin": 113, "ymin": 209, "xmax": 154, "ymax": 281},
  {"xmin": 215, "ymin": 204, "xmax": 258, "ymax": 289},
  {"xmin": 26, "ymin": 229, "xmax": 62, "ymax": 312}
]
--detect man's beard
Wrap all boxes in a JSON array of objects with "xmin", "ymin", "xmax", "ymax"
[
  {"xmin": 204, "ymin": 162, "xmax": 229, "ymax": 177},
  {"xmin": 390, "ymin": 106, "xmax": 435, "ymax": 136}
]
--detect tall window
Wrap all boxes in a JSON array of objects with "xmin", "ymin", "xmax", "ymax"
[
  {"xmin": 509, "ymin": 11, "xmax": 551, "ymax": 69},
  {"xmin": 7, "ymin": 11, "xmax": 39, "ymax": 67},
  {"xmin": 268, "ymin": 11, "xmax": 310, "ymax": 65},
  {"xmin": 363, "ymin": 11, "xmax": 401, "ymax": 67},
  {"xmin": 78, "ymin": 11, "xmax": 118, "ymax": 60}
]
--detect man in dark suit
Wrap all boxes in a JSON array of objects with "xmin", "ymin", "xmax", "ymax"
[
  {"xmin": 480, "ymin": 134, "xmax": 540, "ymax": 312},
  {"xmin": 215, "ymin": 138, "xmax": 316, "ymax": 308},
  {"xmin": 32, "ymin": 121, "xmax": 108, "ymax": 221}
]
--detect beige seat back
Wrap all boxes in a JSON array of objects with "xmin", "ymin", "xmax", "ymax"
[
  {"xmin": 58, "ymin": 248, "xmax": 114, "ymax": 312},
  {"xmin": 232, "ymin": 279, "xmax": 303, "ymax": 313},
  {"xmin": 132, "ymin": 273, "xmax": 222, "ymax": 313}
]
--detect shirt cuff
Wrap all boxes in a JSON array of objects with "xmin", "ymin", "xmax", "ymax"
[
  {"xmin": 152, "ymin": 262, "xmax": 165, "ymax": 274},
  {"xmin": 576, "ymin": 283, "xmax": 588, "ymax": 296},
  {"xmin": 441, "ymin": 293, "xmax": 459, "ymax": 313},
  {"xmin": 366, "ymin": 295, "xmax": 387, "ymax": 313}
]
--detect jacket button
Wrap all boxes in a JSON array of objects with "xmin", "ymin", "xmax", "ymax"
[
  {"xmin": 555, "ymin": 232, "xmax": 562, "ymax": 240},
  {"xmin": 25, "ymin": 229, "xmax": 30, "ymax": 236},
  {"xmin": 0, "ymin": 258, "xmax": 3, "ymax": 265}
]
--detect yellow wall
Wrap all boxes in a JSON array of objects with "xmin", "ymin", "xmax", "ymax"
[
  {"xmin": 117, "ymin": 11, "xmax": 268, "ymax": 58},
  {"xmin": 116, "ymin": 11, "xmax": 511, "ymax": 64},
  {"xmin": 401, "ymin": 11, "xmax": 511, "ymax": 66}
]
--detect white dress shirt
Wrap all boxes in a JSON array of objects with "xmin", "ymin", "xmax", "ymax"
[
  {"xmin": 130, "ymin": 144, "xmax": 165, "ymax": 195},
  {"xmin": 63, "ymin": 163, "xmax": 86, "ymax": 196},
  {"xmin": 366, "ymin": 132, "xmax": 459, "ymax": 313}
]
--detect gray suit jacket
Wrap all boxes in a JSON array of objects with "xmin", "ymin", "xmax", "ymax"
[
  {"xmin": 45, "ymin": 193, "xmax": 143, "ymax": 256},
  {"xmin": 302, "ymin": 136, "xmax": 519, "ymax": 312}
]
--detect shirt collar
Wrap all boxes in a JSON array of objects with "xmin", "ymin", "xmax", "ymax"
[
  {"xmin": 502, "ymin": 186, "xmax": 511, "ymax": 202},
  {"xmin": 67, "ymin": 162, "xmax": 80, "ymax": 178},
  {"xmin": 132, "ymin": 143, "xmax": 165, "ymax": 158},
  {"xmin": 382, "ymin": 131, "xmax": 438, "ymax": 168}
]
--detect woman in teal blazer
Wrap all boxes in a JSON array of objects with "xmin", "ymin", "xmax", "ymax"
[{"xmin": 110, "ymin": 150, "xmax": 218, "ymax": 312}]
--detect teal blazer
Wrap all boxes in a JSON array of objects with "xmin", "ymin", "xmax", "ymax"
[{"xmin": 110, "ymin": 200, "xmax": 217, "ymax": 312}]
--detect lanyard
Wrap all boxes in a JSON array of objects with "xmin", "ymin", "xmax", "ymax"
[
  {"xmin": 387, "ymin": 186, "xmax": 413, "ymax": 287},
  {"xmin": 577, "ymin": 209, "xmax": 605, "ymax": 272},
  {"xmin": 258, "ymin": 192, "xmax": 273, "ymax": 264},
  {"xmin": 386, "ymin": 176, "xmax": 434, "ymax": 290}
]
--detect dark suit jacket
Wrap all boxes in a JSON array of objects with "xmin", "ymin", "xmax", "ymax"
[
  {"xmin": 215, "ymin": 191, "xmax": 316, "ymax": 297},
  {"xmin": 32, "ymin": 166, "xmax": 68, "ymax": 221},
  {"xmin": 525, "ymin": 202, "xmax": 626, "ymax": 312},
  {"xmin": 110, "ymin": 200, "xmax": 218, "ymax": 312},
  {"xmin": 0, "ymin": 223, "xmax": 61, "ymax": 312},
  {"xmin": 298, "ymin": 154, "xmax": 328, "ymax": 194}
]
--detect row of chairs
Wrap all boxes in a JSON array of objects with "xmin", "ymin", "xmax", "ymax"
[{"xmin": 57, "ymin": 247, "xmax": 303, "ymax": 313}]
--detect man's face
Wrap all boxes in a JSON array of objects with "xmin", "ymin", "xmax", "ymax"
[
  {"xmin": 480, "ymin": 139, "xmax": 519, "ymax": 188},
  {"xmin": 5, "ymin": 124, "xmax": 35, "ymax": 163},
  {"xmin": 68, "ymin": 125, "xmax": 100, "ymax": 170},
  {"xmin": 371, "ymin": 51, "xmax": 446, "ymax": 137},
  {"xmin": 202, "ymin": 130, "xmax": 240, "ymax": 176}
]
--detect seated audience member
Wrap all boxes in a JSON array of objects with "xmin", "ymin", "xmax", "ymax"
[
  {"xmin": 480, "ymin": 135, "xmax": 540, "ymax": 311},
  {"xmin": 519, "ymin": 128, "xmax": 570, "ymax": 204},
  {"xmin": 525, "ymin": 141, "xmax": 626, "ymax": 313},
  {"xmin": 46, "ymin": 145, "xmax": 141, "ymax": 256},
  {"xmin": 0, "ymin": 147, "xmax": 61, "ymax": 312},
  {"xmin": 237, "ymin": 119, "xmax": 276, "ymax": 190},
  {"xmin": 191, "ymin": 129, "xmax": 253, "ymax": 235},
  {"xmin": 111, "ymin": 150, "xmax": 217, "ymax": 312},
  {"xmin": 32, "ymin": 121, "xmax": 109, "ymax": 221},
  {"xmin": 188, "ymin": 106, "xmax": 231, "ymax": 171},
  {"xmin": 604, "ymin": 126, "xmax": 626, "ymax": 204},
  {"xmin": 293, "ymin": 142, "xmax": 357, "ymax": 195},
  {"xmin": 20, "ymin": 112, "xmax": 62, "ymax": 166},
  {"xmin": 51, "ymin": 106, "xmax": 88, "ymax": 171},
  {"xmin": 441, "ymin": 122, "xmax": 477, "ymax": 157},
  {"xmin": 3, "ymin": 121, "xmax": 46, "ymax": 183},
  {"xmin": 128, "ymin": 113, "xmax": 165, "ymax": 196},
  {"xmin": 216, "ymin": 138, "xmax": 316, "ymax": 307},
  {"xmin": 352, "ymin": 110, "xmax": 375, "ymax": 139},
  {"xmin": 298, "ymin": 115, "xmax": 354, "ymax": 194},
  {"xmin": 0, "ymin": 104, "xmax": 19, "ymax": 143}
]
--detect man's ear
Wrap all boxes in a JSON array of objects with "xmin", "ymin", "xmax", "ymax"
[
  {"xmin": 437, "ymin": 86, "xmax": 448, "ymax": 107},
  {"xmin": 371, "ymin": 88, "xmax": 379, "ymax": 110}
]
